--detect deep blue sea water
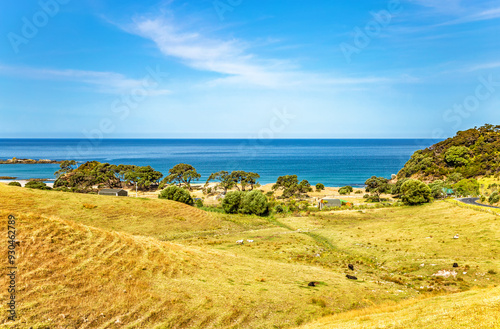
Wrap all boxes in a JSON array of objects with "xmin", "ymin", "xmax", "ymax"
[{"xmin": 0, "ymin": 139, "xmax": 438, "ymax": 186}]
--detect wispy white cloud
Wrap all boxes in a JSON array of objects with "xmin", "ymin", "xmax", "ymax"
[
  {"xmin": 123, "ymin": 16, "xmax": 397, "ymax": 89},
  {"xmin": 409, "ymin": 0, "xmax": 463, "ymax": 14},
  {"xmin": 465, "ymin": 61, "xmax": 500, "ymax": 72},
  {"xmin": 439, "ymin": 7, "xmax": 500, "ymax": 25},
  {"xmin": 0, "ymin": 65, "xmax": 171, "ymax": 95}
]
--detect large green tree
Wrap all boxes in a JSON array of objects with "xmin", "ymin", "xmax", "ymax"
[
  {"xmin": 122, "ymin": 165, "xmax": 163, "ymax": 190},
  {"xmin": 161, "ymin": 163, "xmax": 201, "ymax": 189},
  {"xmin": 231, "ymin": 171, "xmax": 260, "ymax": 191},
  {"xmin": 54, "ymin": 160, "xmax": 77, "ymax": 178},
  {"xmin": 364, "ymin": 176, "xmax": 391, "ymax": 202},
  {"xmin": 205, "ymin": 171, "xmax": 236, "ymax": 194},
  {"xmin": 400, "ymin": 180, "xmax": 432, "ymax": 205},
  {"xmin": 272, "ymin": 175, "xmax": 312, "ymax": 198}
]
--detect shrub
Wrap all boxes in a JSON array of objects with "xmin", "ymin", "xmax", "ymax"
[
  {"xmin": 25, "ymin": 181, "xmax": 51, "ymax": 190},
  {"xmin": 489, "ymin": 191, "xmax": 500, "ymax": 205},
  {"xmin": 158, "ymin": 186, "xmax": 194, "ymax": 206},
  {"xmin": 400, "ymin": 180, "xmax": 432, "ymax": 206},
  {"xmin": 8, "ymin": 181, "xmax": 21, "ymax": 187},
  {"xmin": 339, "ymin": 186, "xmax": 353, "ymax": 195},
  {"xmin": 195, "ymin": 199, "xmax": 204, "ymax": 208},
  {"xmin": 355, "ymin": 190, "xmax": 363, "ymax": 194},
  {"xmin": 240, "ymin": 190, "xmax": 269, "ymax": 216},
  {"xmin": 274, "ymin": 204, "xmax": 285, "ymax": 213},
  {"xmin": 315, "ymin": 183, "xmax": 325, "ymax": 192},
  {"xmin": 453, "ymin": 178, "xmax": 480, "ymax": 197},
  {"xmin": 221, "ymin": 191, "xmax": 244, "ymax": 214}
]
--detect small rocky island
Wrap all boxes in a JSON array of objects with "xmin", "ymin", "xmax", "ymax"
[{"xmin": 0, "ymin": 157, "xmax": 63, "ymax": 164}]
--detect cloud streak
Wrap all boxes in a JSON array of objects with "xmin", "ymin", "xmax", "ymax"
[
  {"xmin": 124, "ymin": 16, "xmax": 396, "ymax": 89},
  {"xmin": 0, "ymin": 65, "xmax": 171, "ymax": 95}
]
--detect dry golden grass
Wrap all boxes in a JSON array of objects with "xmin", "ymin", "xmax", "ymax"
[
  {"xmin": 299, "ymin": 286, "xmax": 500, "ymax": 328},
  {"xmin": 1, "ymin": 183, "xmax": 499, "ymax": 328},
  {"xmin": 0, "ymin": 184, "xmax": 223, "ymax": 240},
  {"xmin": 0, "ymin": 211, "xmax": 405, "ymax": 328}
]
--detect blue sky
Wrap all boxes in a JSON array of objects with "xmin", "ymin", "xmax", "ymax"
[{"xmin": 0, "ymin": 0, "xmax": 499, "ymax": 138}]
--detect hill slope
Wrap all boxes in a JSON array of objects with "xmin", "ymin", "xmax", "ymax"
[
  {"xmin": 398, "ymin": 124, "xmax": 500, "ymax": 180},
  {"xmin": 0, "ymin": 211, "xmax": 408, "ymax": 328},
  {"xmin": 0, "ymin": 183, "xmax": 222, "ymax": 240},
  {"xmin": 299, "ymin": 286, "xmax": 500, "ymax": 329}
]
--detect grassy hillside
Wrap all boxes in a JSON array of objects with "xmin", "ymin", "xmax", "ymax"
[
  {"xmin": 398, "ymin": 124, "xmax": 500, "ymax": 180},
  {"xmin": 0, "ymin": 184, "xmax": 231, "ymax": 240},
  {"xmin": 0, "ymin": 184, "xmax": 499, "ymax": 328},
  {"xmin": 0, "ymin": 210, "xmax": 410, "ymax": 328},
  {"xmin": 299, "ymin": 286, "xmax": 500, "ymax": 328}
]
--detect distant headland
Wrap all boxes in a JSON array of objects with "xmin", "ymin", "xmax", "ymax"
[{"xmin": 0, "ymin": 157, "xmax": 63, "ymax": 164}]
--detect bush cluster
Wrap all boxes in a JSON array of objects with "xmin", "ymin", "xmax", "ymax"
[
  {"xmin": 221, "ymin": 190, "xmax": 269, "ymax": 216},
  {"xmin": 25, "ymin": 181, "xmax": 51, "ymax": 190},
  {"xmin": 158, "ymin": 186, "xmax": 194, "ymax": 206}
]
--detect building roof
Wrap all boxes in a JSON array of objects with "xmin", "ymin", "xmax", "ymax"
[{"xmin": 99, "ymin": 189, "xmax": 127, "ymax": 193}]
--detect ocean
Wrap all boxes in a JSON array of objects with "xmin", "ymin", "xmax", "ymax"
[{"xmin": 0, "ymin": 139, "xmax": 438, "ymax": 186}]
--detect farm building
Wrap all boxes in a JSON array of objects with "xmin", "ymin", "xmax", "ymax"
[
  {"xmin": 98, "ymin": 189, "xmax": 128, "ymax": 197},
  {"xmin": 442, "ymin": 188, "xmax": 455, "ymax": 196},
  {"xmin": 319, "ymin": 198, "xmax": 342, "ymax": 210}
]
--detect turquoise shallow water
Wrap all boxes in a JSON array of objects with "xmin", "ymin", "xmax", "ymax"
[{"xmin": 0, "ymin": 139, "xmax": 438, "ymax": 186}]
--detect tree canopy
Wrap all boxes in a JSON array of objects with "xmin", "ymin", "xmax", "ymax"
[
  {"xmin": 364, "ymin": 176, "xmax": 391, "ymax": 202},
  {"xmin": 161, "ymin": 163, "xmax": 201, "ymax": 189},
  {"xmin": 272, "ymin": 175, "xmax": 312, "ymax": 198},
  {"xmin": 400, "ymin": 179, "xmax": 432, "ymax": 206},
  {"xmin": 398, "ymin": 124, "xmax": 500, "ymax": 180}
]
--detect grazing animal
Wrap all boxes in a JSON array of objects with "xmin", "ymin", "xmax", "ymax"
[
  {"xmin": 453, "ymin": 234, "xmax": 459, "ymax": 239},
  {"xmin": 346, "ymin": 275, "xmax": 358, "ymax": 280},
  {"xmin": 247, "ymin": 240, "xmax": 254, "ymax": 243},
  {"xmin": 453, "ymin": 263, "xmax": 459, "ymax": 268},
  {"xmin": 348, "ymin": 264, "xmax": 354, "ymax": 271},
  {"xmin": 308, "ymin": 282, "xmax": 318, "ymax": 287},
  {"xmin": 236, "ymin": 240, "xmax": 244, "ymax": 244}
]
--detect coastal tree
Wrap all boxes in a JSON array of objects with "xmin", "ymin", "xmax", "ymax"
[
  {"xmin": 364, "ymin": 176, "xmax": 391, "ymax": 202},
  {"xmin": 161, "ymin": 163, "xmax": 201, "ymax": 189},
  {"xmin": 232, "ymin": 171, "xmax": 260, "ymax": 191},
  {"xmin": 54, "ymin": 160, "xmax": 77, "ymax": 178},
  {"xmin": 400, "ymin": 179, "xmax": 432, "ymax": 205},
  {"xmin": 391, "ymin": 178, "xmax": 409, "ymax": 198},
  {"xmin": 122, "ymin": 165, "xmax": 163, "ymax": 190},
  {"xmin": 272, "ymin": 175, "xmax": 312, "ymax": 199},
  {"xmin": 315, "ymin": 183, "xmax": 325, "ymax": 192},
  {"xmin": 205, "ymin": 171, "xmax": 236, "ymax": 194}
]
